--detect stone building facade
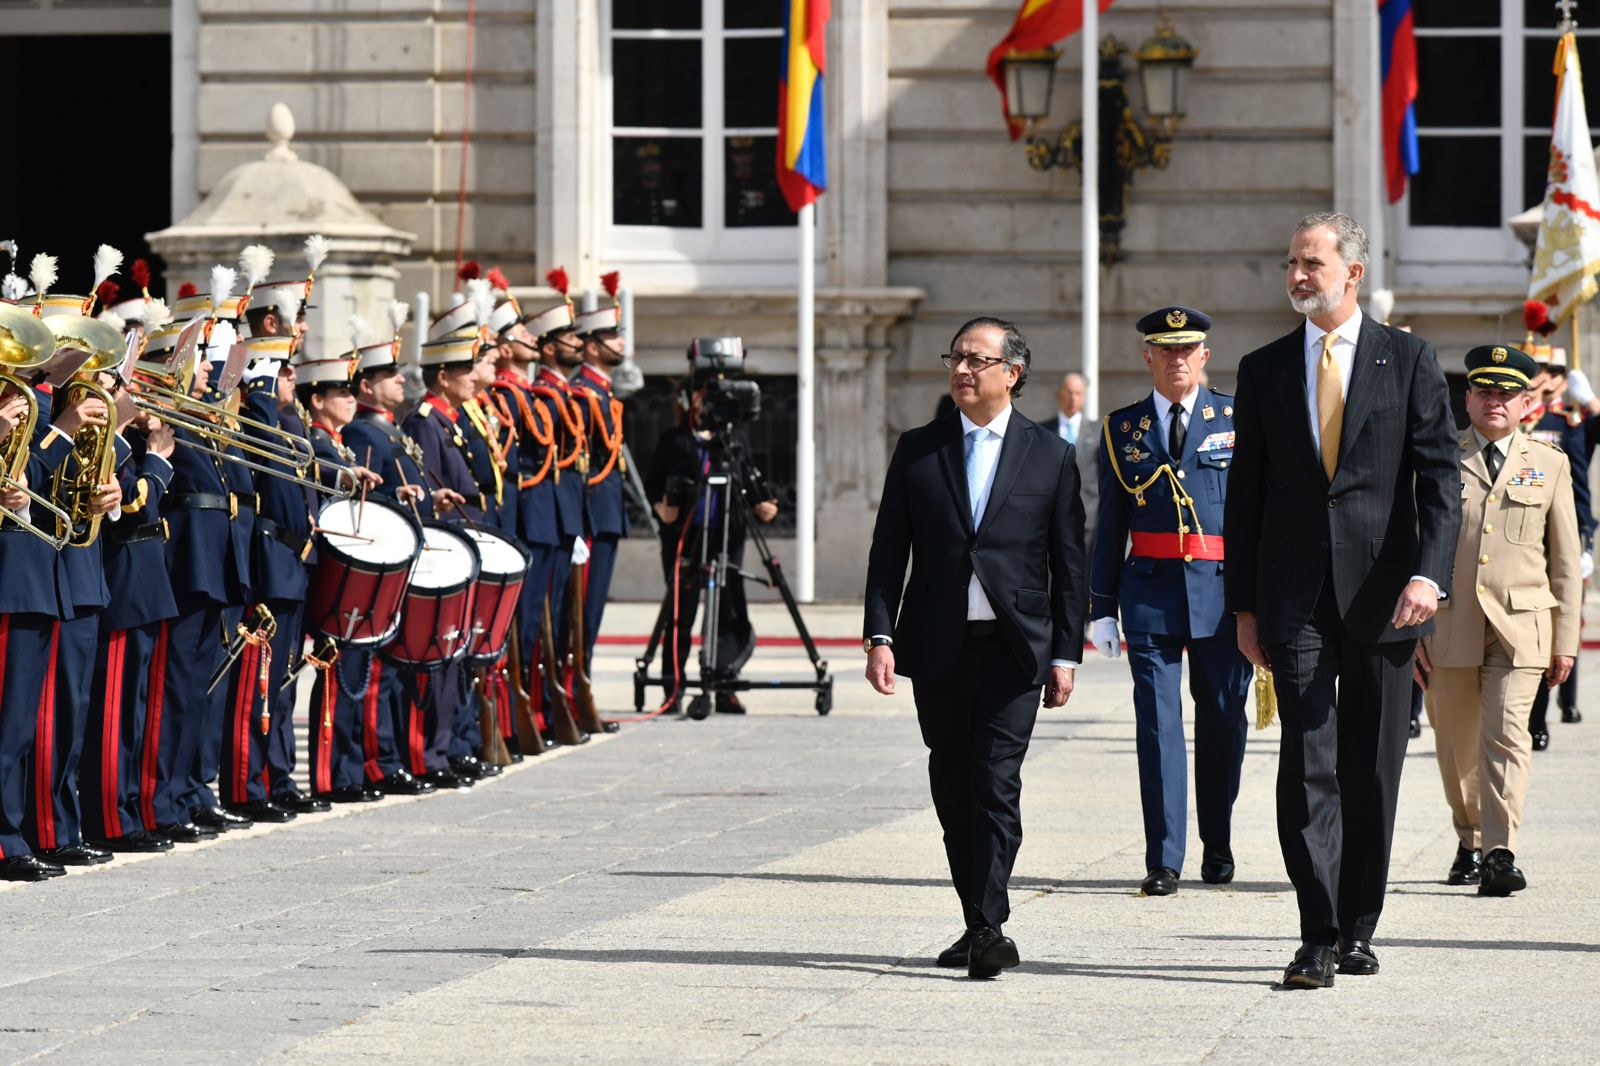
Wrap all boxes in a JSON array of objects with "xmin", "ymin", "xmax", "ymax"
[{"xmin": 0, "ymin": 0, "xmax": 1558, "ymax": 597}]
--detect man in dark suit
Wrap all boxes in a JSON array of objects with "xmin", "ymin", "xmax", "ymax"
[
  {"xmin": 864, "ymin": 315, "xmax": 1087, "ymax": 980},
  {"xmin": 1225, "ymin": 212, "xmax": 1460, "ymax": 989},
  {"xmin": 1053, "ymin": 371, "xmax": 1097, "ymax": 547}
]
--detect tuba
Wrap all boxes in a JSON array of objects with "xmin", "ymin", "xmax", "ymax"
[
  {"xmin": 0, "ymin": 304, "xmax": 72, "ymax": 546},
  {"xmin": 41, "ymin": 314, "xmax": 124, "ymax": 548}
]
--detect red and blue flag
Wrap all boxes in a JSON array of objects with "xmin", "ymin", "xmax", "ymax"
[
  {"xmin": 1380, "ymin": 0, "xmax": 1420, "ymax": 203},
  {"xmin": 777, "ymin": 0, "xmax": 829, "ymax": 212}
]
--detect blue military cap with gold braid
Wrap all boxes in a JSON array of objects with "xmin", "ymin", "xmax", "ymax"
[
  {"xmin": 1137, "ymin": 305, "xmax": 1210, "ymax": 346},
  {"xmin": 1464, "ymin": 342, "xmax": 1539, "ymax": 392}
]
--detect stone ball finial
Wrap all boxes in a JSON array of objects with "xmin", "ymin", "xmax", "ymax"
[{"xmin": 266, "ymin": 103, "xmax": 298, "ymax": 162}]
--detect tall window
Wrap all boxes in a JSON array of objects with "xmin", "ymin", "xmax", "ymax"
[
  {"xmin": 1400, "ymin": 1, "xmax": 1600, "ymax": 274},
  {"xmin": 606, "ymin": 0, "xmax": 805, "ymax": 286}
]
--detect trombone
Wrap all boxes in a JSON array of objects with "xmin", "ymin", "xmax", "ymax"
[{"xmin": 0, "ymin": 306, "xmax": 73, "ymax": 548}]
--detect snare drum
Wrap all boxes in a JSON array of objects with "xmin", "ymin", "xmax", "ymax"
[
  {"xmin": 464, "ymin": 525, "xmax": 531, "ymax": 664},
  {"xmin": 305, "ymin": 497, "xmax": 421, "ymax": 646},
  {"xmin": 387, "ymin": 521, "xmax": 482, "ymax": 667}
]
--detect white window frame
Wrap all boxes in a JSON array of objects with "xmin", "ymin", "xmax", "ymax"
[
  {"xmin": 1397, "ymin": 3, "xmax": 1600, "ymax": 287},
  {"xmin": 600, "ymin": 0, "xmax": 812, "ymax": 289}
]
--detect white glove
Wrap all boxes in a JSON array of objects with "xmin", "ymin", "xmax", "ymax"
[
  {"xmin": 571, "ymin": 536, "xmax": 591, "ymax": 566},
  {"xmin": 1566, "ymin": 368, "xmax": 1595, "ymax": 406},
  {"xmin": 1583, "ymin": 551, "xmax": 1594, "ymax": 580},
  {"xmin": 1090, "ymin": 616, "xmax": 1122, "ymax": 659}
]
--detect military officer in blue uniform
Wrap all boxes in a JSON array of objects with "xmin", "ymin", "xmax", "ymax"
[
  {"xmin": 571, "ymin": 288, "xmax": 629, "ymax": 672},
  {"xmin": 1090, "ymin": 306, "xmax": 1252, "ymax": 897}
]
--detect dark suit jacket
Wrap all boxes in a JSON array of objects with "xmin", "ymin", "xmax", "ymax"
[
  {"xmin": 863, "ymin": 408, "xmax": 1087, "ymax": 685},
  {"xmin": 1223, "ymin": 315, "xmax": 1460, "ymax": 645}
]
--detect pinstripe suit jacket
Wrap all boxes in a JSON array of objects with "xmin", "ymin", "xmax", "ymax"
[{"xmin": 1223, "ymin": 315, "xmax": 1460, "ymax": 645}]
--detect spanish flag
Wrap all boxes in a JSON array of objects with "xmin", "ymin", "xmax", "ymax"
[
  {"xmin": 777, "ymin": 0, "xmax": 829, "ymax": 212},
  {"xmin": 987, "ymin": 0, "xmax": 1117, "ymax": 140}
]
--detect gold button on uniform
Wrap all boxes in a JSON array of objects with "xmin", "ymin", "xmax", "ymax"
[
  {"xmin": 1176, "ymin": 470, "xmax": 1186, "ymax": 479},
  {"xmin": 1486, "ymin": 493, "xmax": 1495, "ymax": 503},
  {"xmin": 1483, "ymin": 524, "xmax": 1492, "ymax": 533},
  {"xmin": 1479, "ymin": 554, "xmax": 1490, "ymax": 565},
  {"xmin": 1478, "ymin": 584, "xmax": 1487, "ymax": 593},
  {"xmin": 1183, "ymin": 553, "xmax": 1194, "ymax": 562}
]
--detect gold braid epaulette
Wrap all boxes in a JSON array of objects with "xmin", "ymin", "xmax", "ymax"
[{"xmin": 1099, "ymin": 414, "xmax": 1213, "ymax": 556}]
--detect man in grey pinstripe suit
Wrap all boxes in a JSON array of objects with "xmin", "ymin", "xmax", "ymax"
[{"xmin": 1224, "ymin": 212, "xmax": 1460, "ymax": 990}]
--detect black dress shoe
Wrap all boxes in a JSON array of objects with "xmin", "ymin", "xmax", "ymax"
[
  {"xmin": 1562, "ymin": 706, "xmax": 1582, "ymax": 724},
  {"xmin": 1447, "ymin": 845, "xmax": 1483, "ymax": 886},
  {"xmin": 274, "ymin": 790, "xmax": 332, "ymax": 814},
  {"xmin": 1532, "ymin": 728, "xmax": 1550, "ymax": 751},
  {"xmin": 1279, "ymin": 943, "xmax": 1338, "ymax": 989},
  {"xmin": 967, "ymin": 925, "xmax": 1020, "ymax": 979},
  {"xmin": 88, "ymin": 830, "xmax": 173, "ymax": 854},
  {"xmin": 228, "ymin": 800, "xmax": 296, "ymax": 824},
  {"xmin": 1140, "ymin": 867, "xmax": 1179, "ymax": 896},
  {"xmin": 1479, "ymin": 849, "xmax": 1527, "ymax": 897},
  {"xmin": 421, "ymin": 769, "xmax": 473, "ymax": 790},
  {"xmin": 448, "ymin": 755, "xmax": 487, "ymax": 781},
  {"xmin": 157, "ymin": 821, "xmax": 216, "ymax": 843},
  {"xmin": 379, "ymin": 770, "xmax": 435, "ymax": 796},
  {"xmin": 0, "ymin": 854, "xmax": 66, "ymax": 881},
  {"xmin": 36, "ymin": 843, "xmax": 113, "ymax": 866},
  {"xmin": 937, "ymin": 930, "xmax": 974, "ymax": 968},
  {"xmin": 192, "ymin": 805, "xmax": 252, "ymax": 831},
  {"xmin": 1200, "ymin": 847, "xmax": 1235, "ymax": 885},
  {"xmin": 315, "ymin": 785, "xmax": 384, "ymax": 804},
  {"xmin": 1337, "ymin": 939, "xmax": 1379, "ymax": 975},
  {"xmin": 1408, "ymin": 717, "xmax": 1423, "ymax": 739},
  {"xmin": 715, "ymin": 694, "xmax": 747, "ymax": 715}
]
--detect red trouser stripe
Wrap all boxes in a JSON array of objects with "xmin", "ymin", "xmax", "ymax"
[
  {"xmin": 100, "ymin": 631, "xmax": 127, "ymax": 840},
  {"xmin": 407, "ymin": 673, "xmax": 428, "ymax": 775},
  {"xmin": 32, "ymin": 622, "xmax": 60, "ymax": 851},
  {"xmin": 140, "ymin": 623, "xmax": 168, "ymax": 830},
  {"xmin": 0, "ymin": 615, "xmax": 9, "ymax": 859},
  {"xmin": 230, "ymin": 641, "xmax": 258, "ymax": 804},
  {"xmin": 361, "ymin": 655, "xmax": 383, "ymax": 782}
]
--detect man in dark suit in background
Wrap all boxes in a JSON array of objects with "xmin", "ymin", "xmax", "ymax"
[
  {"xmin": 1225, "ymin": 212, "xmax": 1459, "ymax": 989},
  {"xmin": 864, "ymin": 316, "xmax": 1087, "ymax": 980},
  {"xmin": 1053, "ymin": 371, "xmax": 1097, "ymax": 547}
]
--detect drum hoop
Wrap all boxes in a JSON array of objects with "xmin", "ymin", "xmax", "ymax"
[{"xmin": 315, "ymin": 496, "xmax": 423, "ymax": 566}]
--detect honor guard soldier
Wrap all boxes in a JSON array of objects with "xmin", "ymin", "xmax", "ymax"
[
  {"xmin": 571, "ymin": 274, "xmax": 629, "ymax": 673},
  {"xmin": 0, "ymin": 299, "xmax": 81, "ymax": 880},
  {"xmin": 1417, "ymin": 344, "xmax": 1582, "ymax": 897},
  {"xmin": 81, "ymin": 296, "xmax": 181, "ymax": 854},
  {"xmin": 1090, "ymin": 307, "xmax": 1251, "ymax": 897},
  {"xmin": 343, "ymin": 307, "xmax": 438, "ymax": 796},
  {"xmin": 1517, "ymin": 346, "xmax": 1593, "ymax": 749},
  {"xmin": 296, "ymin": 342, "xmax": 387, "ymax": 803},
  {"xmin": 26, "ymin": 272, "xmax": 132, "ymax": 869},
  {"xmin": 398, "ymin": 324, "xmax": 481, "ymax": 789}
]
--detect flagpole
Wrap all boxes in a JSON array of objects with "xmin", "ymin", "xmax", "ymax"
[
  {"xmin": 797, "ymin": 200, "xmax": 816, "ymax": 603},
  {"xmin": 1082, "ymin": 0, "xmax": 1100, "ymax": 421}
]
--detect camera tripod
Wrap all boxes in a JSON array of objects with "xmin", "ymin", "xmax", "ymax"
[{"xmin": 633, "ymin": 438, "xmax": 833, "ymax": 719}]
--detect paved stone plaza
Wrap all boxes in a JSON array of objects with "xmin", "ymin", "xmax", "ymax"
[{"xmin": 2, "ymin": 602, "xmax": 1597, "ymax": 1063}]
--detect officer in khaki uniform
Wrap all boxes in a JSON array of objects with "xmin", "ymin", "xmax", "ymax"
[{"xmin": 1416, "ymin": 343, "xmax": 1582, "ymax": 898}]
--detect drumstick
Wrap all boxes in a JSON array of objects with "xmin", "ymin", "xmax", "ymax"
[
  {"xmin": 357, "ymin": 445, "xmax": 373, "ymax": 529},
  {"xmin": 394, "ymin": 462, "xmax": 429, "ymax": 527},
  {"xmin": 310, "ymin": 525, "xmax": 375, "ymax": 544}
]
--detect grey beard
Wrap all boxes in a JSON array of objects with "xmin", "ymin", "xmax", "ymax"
[{"xmin": 1289, "ymin": 288, "xmax": 1341, "ymax": 317}]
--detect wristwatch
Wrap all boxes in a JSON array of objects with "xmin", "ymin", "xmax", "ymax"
[{"xmin": 864, "ymin": 636, "xmax": 893, "ymax": 653}]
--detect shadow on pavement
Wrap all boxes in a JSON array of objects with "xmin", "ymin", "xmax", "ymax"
[
  {"xmin": 1176, "ymin": 934, "xmax": 1600, "ymax": 953},
  {"xmin": 604, "ymin": 870, "xmax": 1294, "ymax": 894}
]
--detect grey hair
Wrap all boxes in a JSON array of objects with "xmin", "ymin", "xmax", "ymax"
[
  {"xmin": 1293, "ymin": 211, "xmax": 1370, "ymax": 277},
  {"xmin": 950, "ymin": 315, "xmax": 1031, "ymax": 397}
]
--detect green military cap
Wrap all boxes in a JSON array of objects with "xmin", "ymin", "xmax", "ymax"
[{"xmin": 1464, "ymin": 343, "xmax": 1539, "ymax": 392}]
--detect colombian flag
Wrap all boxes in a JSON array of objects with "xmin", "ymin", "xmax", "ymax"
[
  {"xmin": 777, "ymin": 0, "xmax": 829, "ymax": 212},
  {"xmin": 988, "ymin": 0, "xmax": 1117, "ymax": 141},
  {"xmin": 1379, "ymin": 0, "xmax": 1420, "ymax": 203}
]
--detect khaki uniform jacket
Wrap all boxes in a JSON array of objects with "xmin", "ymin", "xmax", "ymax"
[{"xmin": 1425, "ymin": 430, "xmax": 1582, "ymax": 668}]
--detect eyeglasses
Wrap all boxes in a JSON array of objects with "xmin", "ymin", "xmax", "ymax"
[{"xmin": 940, "ymin": 353, "xmax": 1009, "ymax": 371}]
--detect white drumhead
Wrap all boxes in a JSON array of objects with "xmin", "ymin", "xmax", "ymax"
[
  {"xmin": 467, "ymin": 528, "xmax": 527, "ymax": 579},
  {"xmin": 411, "ymin": 525, "xmax": 478, "ymax": 588},
  {"xmin": 317, "ymin": 498, "xmax": 418, "ymax": 565}
]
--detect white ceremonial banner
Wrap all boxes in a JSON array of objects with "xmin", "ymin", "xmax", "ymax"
[{"xmin": 1530, "ymin": 31, "xmax": 1600, "ymax": 325}]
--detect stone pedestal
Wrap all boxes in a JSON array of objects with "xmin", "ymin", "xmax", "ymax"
[{"xmin": 148, "ymin": 103, "xmax": 415, "ymax": 358}]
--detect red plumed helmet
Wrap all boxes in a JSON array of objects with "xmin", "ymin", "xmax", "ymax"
[
  {"xmin": 1524, "ymin": 299, "xmax": 1557, "ymax": 337},
  {"xmin": 129, "ymin": 258, "xmax": 151, "ymax": 290},
  {"xmin": 457, "ymin": 260, "xmax": 481, "ymax": 282},
  {"xmin": 177, "ymin": 281, "xmax": 199, "ymax": 299},
  {"xmin": 545, "ymin": 266, "xmax": 569, "ymax": 296},
  {"xmin": 601, "ymin": 271, "xmax": 621, "ymax": 299},
  {"xmin": 96, "ymin": 280, "xmax": 120, "ymax": 306},
  {"xmin": 486, "ymin": 266, "xmax": 511, "ymax": 292}
]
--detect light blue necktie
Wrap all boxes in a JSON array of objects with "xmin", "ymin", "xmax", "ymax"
[
  {"xmin": 1064, "ymin": 417, "xmax": 1077, "ymax": 445},
  {"xmin": 965, "ymin": 427, "xmax": 989, "ymax": 522}
]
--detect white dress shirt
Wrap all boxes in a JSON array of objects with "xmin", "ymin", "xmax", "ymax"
[
  {"xmin": 1150, "ymin": 387, "xmax": 1198, "ymax": 455},
  {"xmin": 1056, "ymin": 410, "xmax": 1081, "ymax": 445},
  {"xmin": 1302, "ymin": 306, "xmax": 1443, "ymax": 599}
]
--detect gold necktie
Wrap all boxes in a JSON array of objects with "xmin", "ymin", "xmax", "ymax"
[{"xmin": 1317, "ymin": 331, "xmax": 1343, "ymax": 481}]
